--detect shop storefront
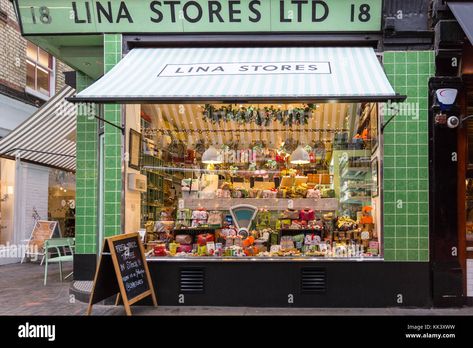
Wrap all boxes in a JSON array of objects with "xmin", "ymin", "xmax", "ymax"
[
  {"xmin": 0, "ymin": 86, "xmax": 77, "ymax": 264},
  {"xmin": 14, "ymin": 0, "xmax": 438, "ymax": 306}
]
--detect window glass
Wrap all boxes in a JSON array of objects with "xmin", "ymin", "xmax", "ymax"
[
  {"xmin": 25, "ymin": 42, "xmax": 54, "ymax": 98},
  {"xmin": 26, "ymin": 41, "xmax": 37, "ymax": 61},
  {"xmin": 26, "ymin": 61, "xmax": 36, "ymax": 90},
  {"xmin": 36, "ymin": 66, "xmax": 50, "ymax": 96},
  {"xmin": 38, "ymin": 48, "xmax": 52, "ymax": 69},
  {"xmin": 132, "ymin": 102, "xmax": 381, "ymax": 260}
]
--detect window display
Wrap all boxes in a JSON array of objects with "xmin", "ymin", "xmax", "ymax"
[{"xmin": 131, "ymin": 103, "xmax": 381, "ymax": 259}]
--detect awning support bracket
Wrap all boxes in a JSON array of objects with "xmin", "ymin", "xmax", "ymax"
[
  {"xmin": 381, "ymin": 108, "xmax": 400, "ymax": 133},
  {"xmin": 94, "ymin": 115, "xmax": 125, "ymax": 135}
]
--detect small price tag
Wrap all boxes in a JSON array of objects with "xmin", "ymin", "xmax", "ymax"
[
  {"xmin": 178, "ymin": 199, "xmax": 184, "ymax": 209},
  {"xmin": 288, "ymin": 199, "xmax": 294, "ymax": 209}
]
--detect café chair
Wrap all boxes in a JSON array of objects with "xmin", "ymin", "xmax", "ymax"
[{"xmin": 43, "ymin": 238, "xmax": 75, "ymax": 286}]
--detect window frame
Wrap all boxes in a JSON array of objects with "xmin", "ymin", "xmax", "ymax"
[{"xmin": 25, "ymin": 42, "xmax": 56, "ymax": 100}]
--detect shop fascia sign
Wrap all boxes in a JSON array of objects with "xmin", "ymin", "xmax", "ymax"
[{"xmin": 15, "ymin": 0, "xmax": 382, "ymax": 35}]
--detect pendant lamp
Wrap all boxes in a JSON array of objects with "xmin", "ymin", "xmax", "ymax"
[
  {"xmin": 202, "ymin": 146, "xmax": 222, "ymax": 164},
  {"xmin": 290, "ymin": 145, "xmax": 310, "ymax": 165}
]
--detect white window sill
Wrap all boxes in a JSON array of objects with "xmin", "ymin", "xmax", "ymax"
[{"xmin": 25, "ymin": 87, "xmax": 51, "ymax": 101}]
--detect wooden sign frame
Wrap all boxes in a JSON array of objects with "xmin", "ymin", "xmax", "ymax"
[
  {"xmin": 21, "ymin": 220, "xmax": 61, "ymax": 264},
  {"xmin": 87, "ymin": 233, "xmax": 157, "ymax": 316}
]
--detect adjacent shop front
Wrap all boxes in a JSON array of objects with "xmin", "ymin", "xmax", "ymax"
[{"xmin": 14, "ymin": 0, "xmax": 436, "ymax": 307}]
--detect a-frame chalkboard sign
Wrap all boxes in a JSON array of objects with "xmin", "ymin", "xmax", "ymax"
[{"xmin": 86, "ymin": 233, "xmax": 157, "ymax": 316}]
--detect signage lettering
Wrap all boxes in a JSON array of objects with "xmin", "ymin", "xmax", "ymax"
[
  {"xmin": 279, "ymin": 0, "xmax": 329, "ymax": 23},
  {"xmin": 16, "ymin": 0, "xmax": 382, "ymax": 34},
  {"xmin": 158, "ymin": 61, "xmax": 331, "ymax": 77}
]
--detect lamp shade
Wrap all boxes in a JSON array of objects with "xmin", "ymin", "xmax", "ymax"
[
  {"xmin": 202, "ymin": 146, "xmax": 222, "ymax": 164},
  {"xmin": 290, "ymin": 145, "xmax": 310, "ymax": 165}
]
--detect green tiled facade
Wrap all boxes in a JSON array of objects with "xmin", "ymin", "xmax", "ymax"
[
  {"xmin": 382, "ymin": 51, "xmax": 433, "ymax": 262},
  {"xmin": 103, "ymin": 34, "xmax": 123, "ymax": 237},
  {"xmin": 75, "ymin": 71, "xmax": 98, "ymax": 254}
]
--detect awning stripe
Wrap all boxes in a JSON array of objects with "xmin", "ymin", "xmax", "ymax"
[
  {"xmin": 0, "ymin": 86, "xmax": 76, "ymax": 172},
  {"xmin": 0, "ymin": 87, "xmax": 71, "ymax": 148},
  {"xmin": 73, "ymin": 47, "xmax": 399, "ymax": 103}
]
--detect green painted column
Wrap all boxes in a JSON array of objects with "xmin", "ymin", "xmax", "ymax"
[
  {"xmin": 103, "ymin": 34, "xmax": 123, "ymax": 237},
  {"xmin": 75, "ymin": 72, "xmax": 98, "ymax": 254},
  {"xmin": 382, "ymin": 51, "xmax": 434, "ymax": 261}
]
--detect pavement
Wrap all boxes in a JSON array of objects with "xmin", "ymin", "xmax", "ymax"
[{"xmin": 1, "ymin": 263, "xmax": 473, "ymax": 316}]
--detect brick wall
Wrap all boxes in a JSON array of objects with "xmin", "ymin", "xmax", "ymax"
[
  {"xmin": 55, "ymin": 59, "xmax": 70, "ymax": 91},
  {"xmin": 0, "ymin": 0, "xmax": 73, "ymax": 97},
  {"xmin": 0, "ymin": 0, "xmax": 26, "ymax": 92}
]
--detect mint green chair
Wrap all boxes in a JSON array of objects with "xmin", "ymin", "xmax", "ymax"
[{"xmin": 43, "ymin": 238, "xmax": 74, "ymax": 286}]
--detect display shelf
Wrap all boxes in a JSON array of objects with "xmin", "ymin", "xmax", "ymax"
[
  {"xmin": 280, "ymin": 228, "xmax": 323, "ymax": 235},
  {"xmin": 341, "ymin": 167, "xmax": 369, "ymax": 179},
  {"xmin": 340, "ymin": 196, "xmax": 371, "ymax": 204},
  {"xmin": 173, "ymin": 227, "xmax": 218, "ymax": 234},
  {"xmin": 341, "ymin": 185, "xmax": 370, "ymax": 193},
  {"xmin": 182, "ymin": 198, "xmax": 338, "ymax": 211},
  {"xmin": 143, "ymin": 203, "xmax": 162, "ymax": 207}
]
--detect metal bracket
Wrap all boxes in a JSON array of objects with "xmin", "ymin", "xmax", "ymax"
[
  {"xmin": 461, "ymin": 115, "xmax": 473, "ymax": 124},
  {"xmin": 381, "ymin": 106, "xmax": 400, "ymax": 133},
  {"xmin": 94, "ymin": 115, "xmax": 125, "ymax": 135}
]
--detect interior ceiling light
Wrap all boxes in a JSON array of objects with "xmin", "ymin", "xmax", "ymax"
[
  {"xmin": 290, "ymin": 145, "xmax": 310, "ymax": 165},
  {"xmin": 202, "ymin": 146, "xmax": 222, "ymax": 164}
]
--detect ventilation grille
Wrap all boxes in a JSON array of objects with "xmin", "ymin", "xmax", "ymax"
[
  {"xmin": 179, "ymin": 268, "xmax": 205, "ymax": 294},
  {"xmin": 301, "ymin": 268, "xmax": 326, "ymax": 294}
]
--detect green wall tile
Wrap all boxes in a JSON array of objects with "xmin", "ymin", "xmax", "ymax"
[
  {"xmin": 384, "ymin": 250, "xmax": 395, "ymax": 260},
  {"xmin": 384, "ymin": 237, "xmax": 395, "ymax": 249},
  {"xmin": 102, "ymin": 34, "xmax": 123, "ymax": 238},
  {"xmin": 407, "ymin": 226, "xmax": 418, "ymax": 238},
  {"xmin": 75, "ymin": 71, "xmax": 98, "ymax": 255},
  {"xmin": 407, "ymin": 250, "xmax": 419, "ymax": 261},
  {"xmin": 419, "ymin": 250, "xmax": 429, "ymax": 261},
  {"xmin": 420, "ymin": 236, "xmax": 429, "ymax": 248},
  {"xmin": 396, "ymin": 238, "xmax": 407, "ymax": 249},
  {"xmin": 396, "ymin": 249, "xmax": 408, "ymax": 261},
  {"xmin": 407, "ymin": 238, "xmax": 419, "ymax": 249},
  {"xmin": 383, "ymin": 50, "xmax": 433, "ymax": 262}
]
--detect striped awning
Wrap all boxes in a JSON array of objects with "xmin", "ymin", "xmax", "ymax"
[
  {"xmin": 0, "ymin": 86, "xmax": 76, "ymax": 172},
  {"xmin": 72, "ymin": 47, "xmax": 401, "ymax": 103}
]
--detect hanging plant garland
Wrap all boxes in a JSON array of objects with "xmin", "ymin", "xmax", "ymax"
[{"xmin": 202, "ymin": 104, "xmax": 317, "ymax": 126}]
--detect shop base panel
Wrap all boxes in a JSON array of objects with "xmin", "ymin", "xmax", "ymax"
[
  {"xmin": 146, "ymin": 261, "xmax": 431, "ymax": 307},
  {"xmin": 73, "ymin": 254, "xmax": 97, "ymax": 281}
]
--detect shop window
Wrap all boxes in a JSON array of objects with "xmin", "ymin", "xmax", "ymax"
[
  {"xmin": 130, "ymin": 102, "xmax": 381, "ymax": 260},
  {"xmin": 48, "ymin": 170, "xmax": 76, "ymax": 237},
  {"xmin": 26, "ymin": 41, "xmax": 55, "ymax": 100}
]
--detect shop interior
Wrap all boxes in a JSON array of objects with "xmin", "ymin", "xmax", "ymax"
[
  {"xmin": 48, "ymin": 169, "xmax": 76, "ymax": 238},
  {"xmin": 125, "ymin": 101, "xmax": 382, "ymax": 259}
]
